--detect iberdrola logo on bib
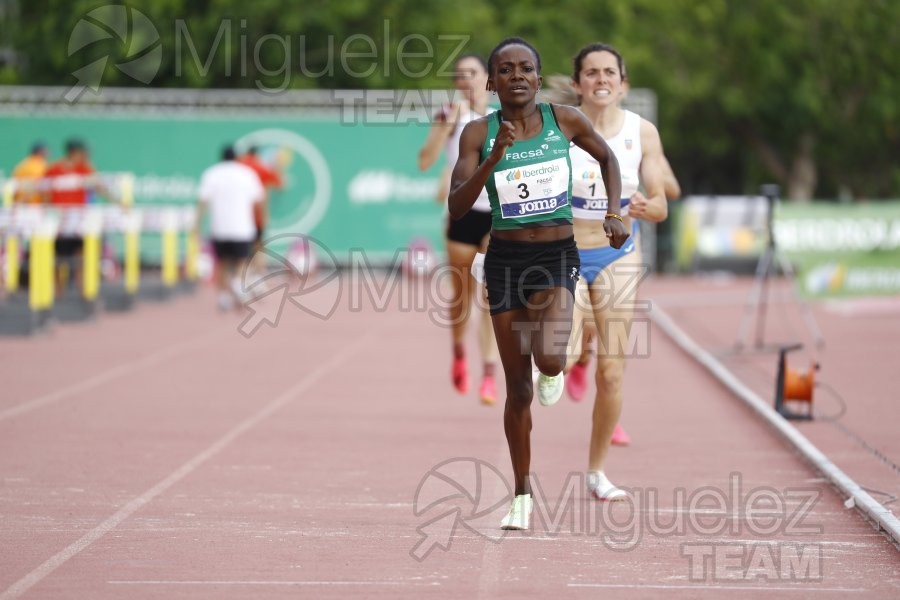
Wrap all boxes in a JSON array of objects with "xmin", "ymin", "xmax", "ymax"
[
  {"xmin": 505, "ymin": 170, "xmax": 523, "ymax": 183},
  {"xmin": 582, "ymin": 171, "xmax": 598, "ymax": 180}
]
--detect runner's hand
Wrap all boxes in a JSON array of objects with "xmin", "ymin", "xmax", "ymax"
[
  {"xmin": 628, "ymin": 191, "xmax": 649, "ymax": 220},
  {"xmin": 603, "ymin": 217, "xmax": 630, "ymax": 249},
  {"xmin": 488, "ymin": 121, "xmax": 516, "ymax": 164}
]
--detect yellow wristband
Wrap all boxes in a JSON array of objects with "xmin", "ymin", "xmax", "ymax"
[{"xmin": 605, "ymin": 213, "xmax": 623, "ymax": 222}]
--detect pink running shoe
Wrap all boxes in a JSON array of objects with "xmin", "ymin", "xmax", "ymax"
[
  {"xmin": 565, "ymin": 362, "xmax": 588, "ymax": 402},
  {"xmin": 479, "ymin": 375, "xmax": 497, "ymax": 405},
  {"xmin": 452, "ymin": 357, "xmax": 469, "ymax": 394},
  {"xmin": 611, "ymin": 423, "xmax": 631, "ymax": 446}
]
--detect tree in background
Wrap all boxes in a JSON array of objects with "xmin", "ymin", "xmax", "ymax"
[
  {"xmin": 2, "ymin": 0, "xmax": 899, "ymax": 199},
  {"xmin": 608, "ymin": 0, "xmax": 900, "ymax": 200}
]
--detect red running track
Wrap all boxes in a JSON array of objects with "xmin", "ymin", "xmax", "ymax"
[
  {"xmin": 647, "ymin": 275, "xmax": 900, "ymax": 510},
  {"xmin": 1, "ymin": 274, "xmax": 898, "ymax": 599}
]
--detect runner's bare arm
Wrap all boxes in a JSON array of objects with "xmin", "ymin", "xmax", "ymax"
[
  {"xmin": 629, "ymin": 119, "xmax": 668, "ymax": 223},
  {"xmin": 448, "ymin": 118, "xmax": 511, "ymax": 220},
  {"xmin": 418, "ymin": 102, "xmax": 460, "ymax": 171}
]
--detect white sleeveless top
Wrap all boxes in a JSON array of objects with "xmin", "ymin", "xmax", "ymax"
[
  {"xmin": 445, "ymin": 104, "xmax": 494, "ymax": 213},
  {"xmin": 569, "ymin": 109, "xmax": 642, "ymax": 220}
]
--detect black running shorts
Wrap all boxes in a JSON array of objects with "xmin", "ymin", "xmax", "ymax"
[
  {"xmin": 447, "ymin": 209, "xmax": 492, "ymax": 246},
  {"xmin": 483, "ymin": 235, "xmax": 580, "ymax": 315}
]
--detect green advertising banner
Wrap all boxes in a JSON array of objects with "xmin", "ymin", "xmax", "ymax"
[
  {"xmin": 775, "ymin": 202, "xmax": 900, "ymax": 298},
  {"xmin": 676, "ymin": 197, "xmax": 900, "ymax": 298},
  {"xmin": 0, "ymin": 112, "xmax": 447, "ymax": 264}
]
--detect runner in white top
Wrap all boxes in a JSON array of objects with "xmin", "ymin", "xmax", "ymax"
[
  {"xmin": 559, "ymin": 43, "xmax": 674, "ymax": 500},
  {"xmin": 418, "ymin": 54, "xmax": 499, "ymax": 405}
]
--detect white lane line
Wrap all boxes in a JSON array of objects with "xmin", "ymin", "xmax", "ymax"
[
  {"xmin": 649, "ymin": 304, "xmax": 900, "ymax": 547},
  {"xmin": 107, "ymin": 580, "xmax": 437, "ymax": 586},
  {"xmin": 0, "ymin": 328, "xmax": 225, "ymax": 422},
  {"xmin": 569, "ymin": 583, "xmax": 866, "ymax": 592},
  {"xmin": 0, "ymin": 329, "xmax": 376, "ymax": 600}
]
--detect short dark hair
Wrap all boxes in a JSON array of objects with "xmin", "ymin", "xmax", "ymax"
[
  {"xmin": 31, "ymin": 142, "xmax": 47, "ymax": 155},
  {"xmin": 573, "ymin": 43, "xmax": 627, "ymax": 83},
  {"xmin": 222, "ymin": 145, "xmax": 236, "ymax": 161},
  {"xmin": 65, "ymin": 138, "xmax": 86, "ymax": 154},
  {"xmin": 488, "ymin": 37, "xmax": 542, "ymax": 76}
]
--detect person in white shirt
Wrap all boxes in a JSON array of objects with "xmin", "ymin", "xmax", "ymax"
[
  {"xmin": 196, "ymin": 146, "xmax": 265, "ymax": 311},
  {"xmin": 418, "ymin": 54, "xmax": 500, "ymax": 405}
]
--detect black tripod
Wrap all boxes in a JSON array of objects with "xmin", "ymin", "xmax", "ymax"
[{"xmin": 734, "ymin": 184, "xmax": 825, "ymax": 351}]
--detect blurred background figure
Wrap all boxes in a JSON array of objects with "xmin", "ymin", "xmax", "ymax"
[
  {"xmin": 11, "ymin": 142, "xmax": 48, "ymax": 204},
  {"xmin": 418, "ymin": 54, "xmax": 498, "ymax": 405},
  {"xmin": 46, "ymin": 139, "xmax": 96, "ymax": 206},
  {"xmin": 196, "ymin": 145, "xmax": 265, "ymax": 312},
  {"xmin": 239, "ymin": 146, "xmax": 284, "ymax": 193},
  {"xmin": 45, "ymin": 139, "xmax": 98, "ymax": 292},
  {"xmin": 239, "ymin": 146, "xmax": 284, "ymax": 292}
]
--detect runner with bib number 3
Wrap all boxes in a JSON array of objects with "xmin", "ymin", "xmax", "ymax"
[{"xmin": 448, "ymin": 37, "xmax": 628, "ymax": 531}]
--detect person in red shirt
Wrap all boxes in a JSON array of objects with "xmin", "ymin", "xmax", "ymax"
[
  {"xmin": 44, "ymin": 139, "xmax": 100, "ymax": 291},
  {"xmin": 238, "ymin": 146, "xmax": 284, "ymax": 290},
  {"xmin": 240, "ymin": 147, "xmax": 283, "ymax": 189},
  {"xmin": 238, "ymin": 146, "xmax": 283, "ymax": 240},
  {"xmin": 45, "ymin": 139, "xmax": 96, "ymax": 206}
]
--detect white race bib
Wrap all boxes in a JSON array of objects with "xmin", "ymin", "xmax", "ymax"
[
  {"xmin": 572, "ymin": 172, "xmax": 608, "ymax": 213},
  {"xmin": 493, "ymin": 157, "xmax": 570, "ymax": 219}
]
